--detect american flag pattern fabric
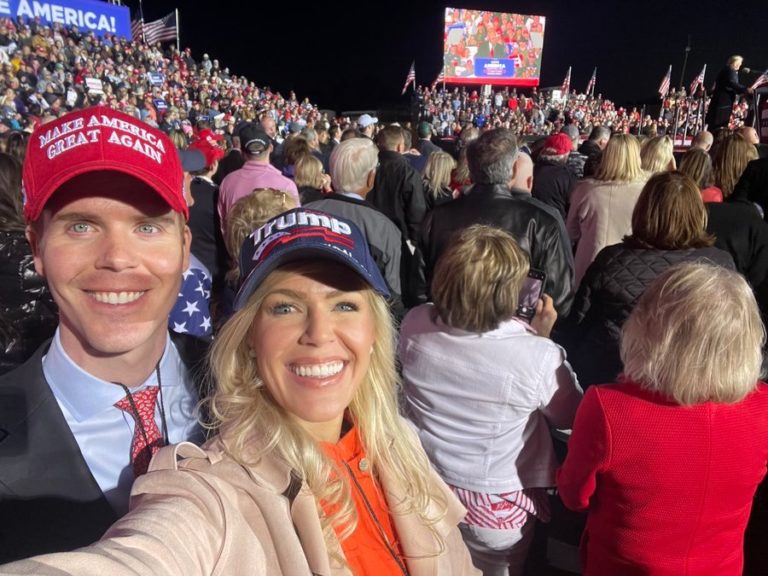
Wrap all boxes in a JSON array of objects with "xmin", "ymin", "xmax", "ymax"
[
  {"xmin": 750, "ymin": 70, "xmax": 768, "ymax": 91},
  {"xmin": 561, "ymin": 66, "xmax": 571, "ymax": 95},
  {"xmin": 689, "ymin": 64, "xmax": 706, "ymax": 94},
  {"xmin": 431, "ymin": 67, "xmax": 445, "ymax": 91},
  {"xmin": 401, "ymin": 61, "xmax": 416, "ymax": 95},
  {"xmin": 130, "ymin": 18, "xmax": 144, "ymax": 43},
  {"xmin": 586, "ymin": 67, "xmax": 596, "ymax": 95},
  {"xmin": 658, "ymin": 65, "xmax": 672, "ymax": 98},
  {"xmin": 169, "ymin": 266, "xmax": 212, "ymax": 339},
  {"xmin": 134, "ymin": 11, "xmax": 177, "ymax": 45}
]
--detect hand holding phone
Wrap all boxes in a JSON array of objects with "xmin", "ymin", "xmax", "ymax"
[
  {"xmin": 530, "ymin": 294, "xmax": 557, "ymax": 337},
  {"xmin": 517, "ymin": 269, "xmax": 546, "ymax": 322}
]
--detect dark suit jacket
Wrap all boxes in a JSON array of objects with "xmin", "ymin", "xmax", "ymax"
[
  {"xmin": 189, "ymin": 177, "xmax": 227, "ymax": 287},
  {"xmin": 476, "ymin": 41, "xmax": 506, "ymax": 59},
  {"xmin": 415, "ymin": 138, "xmax": 441, "ymax": 160},
  {"xmin": 369, "ymin": 150, "xmax": 427, "ymax": 243},
  {"xmin": 706, "ymin": 65, "xmax": 748, "ymax": 130},
  {"xmin": 0, "ymin": 334, "xmax": 210, "ymax": 563}
]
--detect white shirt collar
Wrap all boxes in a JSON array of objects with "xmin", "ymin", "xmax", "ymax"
[{"xmin": 43, "ymin": 329, "xmax": 181, "ymax": 422}]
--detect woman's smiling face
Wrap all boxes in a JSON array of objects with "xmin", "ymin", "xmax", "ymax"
[{"xmin": 247, "ymin": 261, "xmax": 376, "ymax": 443}]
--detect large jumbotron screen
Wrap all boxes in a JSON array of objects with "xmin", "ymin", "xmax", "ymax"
[{"xmin": 443, "ymin": 7, "xmax": 546, "ymax": 86}]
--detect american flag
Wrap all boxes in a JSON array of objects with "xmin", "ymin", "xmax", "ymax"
[
  {"xmin": 689, "ymin": 64, "xmax": 707, "ymax": 94},
  {"xmin": 431, "ymin": 66, "xmax": 445, "ymax": 91},
  {"xmin": 658, "ymin": 65, "xmax": 672, "ymax": 98},
  {"xmin": 169, "ymin": 262, "xmax": 212, "ymax": 339},
  {"xmin": 130, "ymin": 18, "xmax": 144, "ymax": 43},
  {"xmin": 560, "ymin": 66, "xmax": 571, "ymax": 95},
  {"xmin": 401, "ymin": 61, "xmax": 416, "ymax": 95},
  {"xmin": 750, "ymin": 69, "xmax": 768, "ymax": 91},
  {"xmin": 585, "ymin": 67, "xmax": 597, "ymax": 96},
  {"xmin": 140, "ymin": 11, "xmax": 177, "ymax": 45}
]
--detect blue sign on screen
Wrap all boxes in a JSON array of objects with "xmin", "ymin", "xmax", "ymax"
[
  {"xmin": 0, "ymin": 0, "xmax": 131, "ymax": 38},
  {"xmin": 473, "ymin": 58, "xmax": 516, "ymax": 79}
]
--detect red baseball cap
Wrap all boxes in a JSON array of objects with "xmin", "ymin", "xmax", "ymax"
[
  {"xmin": 23, "ymin": 105, "xmax": 188, "ymax": 221},
  {"xmin": 542, "ymin": 132, "xmax": 573, "ymax": 155}
]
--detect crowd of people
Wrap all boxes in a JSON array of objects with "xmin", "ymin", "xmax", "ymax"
[
  {"xmin": 0, "ymin": 14, "xmax": 767, "ymax": 576},
  {"xmin": 416, "ymin": 78, "xmax": 756, "ymax": 142},
  {"xmin": 0, "ymin": 16, "xmax": 330, "ymax": 142}
]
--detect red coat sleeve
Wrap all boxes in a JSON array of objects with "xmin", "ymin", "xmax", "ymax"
[{"xmin": 556, "ymin": 386, "xmax": 611, "ymax": 511}]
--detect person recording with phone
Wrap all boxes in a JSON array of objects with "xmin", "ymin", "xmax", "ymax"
[{"xmin": 400, "ymin": 225, "xmax": 582, "ymax": 576}]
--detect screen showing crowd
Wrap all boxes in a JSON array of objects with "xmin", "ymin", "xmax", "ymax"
[{"xmin": 443, "ymin": 7, "xmax": 546, "ymax": 86}]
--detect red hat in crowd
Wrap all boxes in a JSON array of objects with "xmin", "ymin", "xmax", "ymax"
[
  {"xmin": 23, "ymin": 106, "xmax": 187, "ymax": 221},
  {"xmin": 189, "ymin": 129, "xmax": 225, "ymax": 168},
  {"xmin": 196, "ymin": 128, "xmax": 223, "ymax": 144},
  {"xmin": 542, "ymin": 132, "xmax": 573, "ymax": 156}
]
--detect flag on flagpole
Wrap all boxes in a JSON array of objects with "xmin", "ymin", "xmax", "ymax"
[
  {"xmin": 585, "ymin": 67, "xmax": 597, "ymax": 96},
  {"xmin": 142, "ymin": 11, "xmax": 178, "ymax": 44},
  {"xmin": 689, "ymin": 64, "xmax": 707, "ymax": 94},
  {"xmin": 658, "ymin": 65, "xmax": 672, "ymax": 98},
  {"xmin": 130, "ymin": 18, "xmax": 144, "ymax": 43},
  {"xmin": 561, "ymin": 66, "xmax": 571, "ymax": 95},
  {"xmin": 750, "ymin": 69, "xmax": 768, "ymax": 91},
  {"xmin": 401, "ymin": 61, "xmax": 416, "ymax": 95},
  {"xmin": 431, "ymin": 67, "xmax": 445, "ymax": 91}
]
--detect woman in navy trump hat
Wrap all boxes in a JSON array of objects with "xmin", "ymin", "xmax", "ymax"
[{"xmin": 3, "ymin": 208, "xmax": 479, "ymax": 575}]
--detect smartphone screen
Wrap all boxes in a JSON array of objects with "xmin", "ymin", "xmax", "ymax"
[{"xmin": 517, "ymin": 270, "xmax": 545, "ymax": 321}]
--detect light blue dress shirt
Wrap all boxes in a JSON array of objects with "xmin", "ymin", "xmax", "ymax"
[{"xmin": 43, "ymin": 329, "xmax": 203, "ymax": 516}]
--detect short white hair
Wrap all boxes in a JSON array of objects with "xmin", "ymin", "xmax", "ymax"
[
  {"xmin": 621, "ymin": 262, "xmax": 765, "ymax": 405},
  {"xmin": 329, "ymin": 138, "xmax": 378, "ymax": 194}
]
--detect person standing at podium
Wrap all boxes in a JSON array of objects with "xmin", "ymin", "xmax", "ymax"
[{"xmin": 706, "ymin": 55, "xmax": 753, "ymax": 132}]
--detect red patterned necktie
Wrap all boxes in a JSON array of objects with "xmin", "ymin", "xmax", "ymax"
[{"xmin": 115, "ymin": 387, "xmax": 163, "ymax": 476}]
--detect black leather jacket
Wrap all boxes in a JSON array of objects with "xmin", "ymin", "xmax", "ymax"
[
  {"xmin": 0, "ymin": 230, "xmax": 58, "ymax": 375},
  {"xmin": 412, "ymin": 183, "xmax": 575, "ymax": 316}
]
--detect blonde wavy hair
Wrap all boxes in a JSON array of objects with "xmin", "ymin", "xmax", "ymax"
[
  {"xmin": 595, "ymin": 133, "xmax": 645, "ymax": 182},
  {"xmin": 621, "ymin": 262, "xmax": 765, "ymax": 405},
  {"xmin": 224, "ymin": 189, "xmax": 298, "ymax": 284},
  {"xmin": 294, "ymin": 154, "xmax": 325, "ymax": 189},
  {"xmin": 432, "ymin": 225, "xmax": 529, "ymax": 332},
  {"xmin": 640, "ymin": 135, "xmax": 675, "ymax": 175},
  {"xmin": 424, "ymin": 151, "xmax": 457, "ymax": 195},
  {"xmin": 208, "ymin": 261, "xmax": 447, "ymax": 556}
]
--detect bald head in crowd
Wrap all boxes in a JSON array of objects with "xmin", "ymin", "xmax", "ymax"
[
  {"xmin": 510, "ymin": 152, "xmax": 533, "ymax": 192},
  {"xmin": 260, "ymin": 116, "xmax": 277, "ymax": 140},
  {"xmin": 692, "ymin": 130, "xmax": 714, "ymax": 151}
]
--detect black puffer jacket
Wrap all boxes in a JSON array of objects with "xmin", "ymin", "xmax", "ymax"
[
  {"xmin": 0, "ymin": 230, "xmax": 58, "ymax": 375},
  {"xmin": 558, "ymin": 242, "xmax": 734, "ymax": 388},
  {"xmin": 413, "ymin": 183, "xmax": 575, "ymax": 316}
]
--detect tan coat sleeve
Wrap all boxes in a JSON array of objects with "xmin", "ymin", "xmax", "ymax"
[{"xmin": 0, "ymin": 469, "xmax": 268, "ymax": 576}]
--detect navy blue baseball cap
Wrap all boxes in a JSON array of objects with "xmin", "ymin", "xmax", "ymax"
[{"xmin": 233, "ymin": 208, "xmax": 390, "ymax": 310}]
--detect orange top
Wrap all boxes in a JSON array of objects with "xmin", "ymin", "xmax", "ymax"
[{"xmin": 320, "ymin": 426, "xmax": 406, "ymax": 575}]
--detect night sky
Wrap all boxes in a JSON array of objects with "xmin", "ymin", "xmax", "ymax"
[{"xmin": 137, "ymin": 0, "xmax": 766, "ymax": 113}]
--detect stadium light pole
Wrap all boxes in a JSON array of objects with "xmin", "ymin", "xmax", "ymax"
[{"xmin": 679, "ymin": 34, "xmax": 691, "ymax": 89}]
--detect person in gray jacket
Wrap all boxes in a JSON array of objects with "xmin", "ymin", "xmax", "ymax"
[{"xmin": 307, "ymin": 137, "xmax": 405, "ymax": 319}]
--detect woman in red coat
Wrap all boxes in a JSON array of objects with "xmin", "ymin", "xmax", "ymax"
[{"xmin": 557, "ymin": 262, "xmax": 768, "ymax": 576}]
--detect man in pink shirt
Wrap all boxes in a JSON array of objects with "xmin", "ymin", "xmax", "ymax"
[{"xmin": 217, "ymin": 124, "xmax": 299, "ymax": 235}]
